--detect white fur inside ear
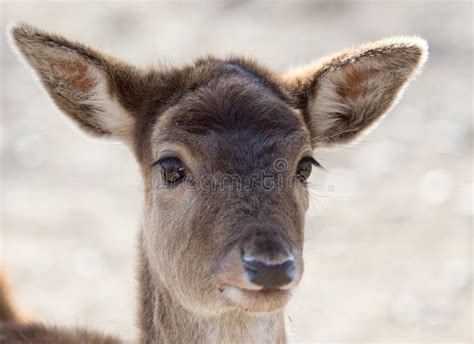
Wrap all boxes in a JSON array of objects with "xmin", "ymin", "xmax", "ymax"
[
  {"xmin": 308, "ymin": 77, "xmax": 352, "ymax": 142},
  {"xmin": 84, "ymin": 68, "xmax": 135, "ymax": 142},
  {"xmin": 7, "ymin": 22, "xmax": 135, "ymax": 142},
  {"xmin": 284, "ymin": 36, "xmax": 428, "ymax": 145},
  {"xmin": 306, "ymin": 37, "xmax": 428, "ymax": 145}
]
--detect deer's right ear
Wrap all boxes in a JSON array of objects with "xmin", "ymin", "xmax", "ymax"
[{"xmin": 8, "ymin": 23, "xmax": 145, "ymax": 142}]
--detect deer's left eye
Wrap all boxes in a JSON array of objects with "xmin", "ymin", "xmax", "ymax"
[
  {"xmin": 154, "ymin": 157, "xmax": 186, "ymax": 185},
  {"xmin": 296, "ymin": 157, "xmax": 321, "ymax": 183}
]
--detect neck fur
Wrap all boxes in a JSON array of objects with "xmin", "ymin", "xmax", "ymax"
[{"xmin": 137, "ymin": 233, "xmax": 287, "ymax": 344}]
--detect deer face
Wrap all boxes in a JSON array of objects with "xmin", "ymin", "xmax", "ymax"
[
  {"xmin": 142, "ymin": 68, "xmax": 312, "ymax": 314},
  {"xmin": 10, "ymin": 24, "xmax": 427, "ymax": 315}
]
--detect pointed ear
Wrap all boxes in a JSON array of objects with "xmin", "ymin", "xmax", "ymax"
[
  {"xmin": 8, "ymin": 23, "xmax": 145, "ymax": 142},
  {"xmin": 284, "ymin": 37, "xmax": 428, "ymax": 146}
]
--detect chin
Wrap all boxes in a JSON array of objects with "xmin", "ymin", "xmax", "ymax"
[{"xmin": 222, "ymin": 286, "xmax": 293, "ymax": 314}]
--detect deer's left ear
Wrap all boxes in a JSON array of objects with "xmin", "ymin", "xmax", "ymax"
[{"xmin": 284, "ymin": 37, "xmax": 428, "ymax": 146}]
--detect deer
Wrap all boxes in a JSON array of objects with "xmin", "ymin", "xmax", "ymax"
[{"xmin": 0, "ymin": 23, "xmax": 427, "ymax": 343}]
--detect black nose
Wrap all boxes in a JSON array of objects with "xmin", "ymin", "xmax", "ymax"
[{"xmin": 242, "ymin": 256, "xmax": 296, "ymax": 290}]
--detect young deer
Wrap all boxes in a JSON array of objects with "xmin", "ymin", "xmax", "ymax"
[{"xmin": 1, "ymin": 23, "xmax": 427, "ymax": 343}]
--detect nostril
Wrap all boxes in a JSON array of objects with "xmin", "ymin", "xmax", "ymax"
[
  {"xmin": 242, "ymin": 255, "xmax": 296, "ymax": 290},
  {"xmin": 243, "ymin": 263, "xmax": 260, "ymax": 281}
]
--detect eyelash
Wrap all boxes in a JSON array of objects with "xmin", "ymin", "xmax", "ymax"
[
  {"xmin": 151, "ymin": 156, "xmax": 324, "ymax": 186},
  {"xmin": 303, "ymin": 156, "xmax": 323, "ymax": 169},
  {"xmin": 153, "ymin": 157, "xmax": 186, "ymax": 185}
]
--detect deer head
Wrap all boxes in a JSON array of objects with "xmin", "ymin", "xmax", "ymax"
[{"xmin": 9, "ymin": 23, "xmax": 427, "ymax": 319}]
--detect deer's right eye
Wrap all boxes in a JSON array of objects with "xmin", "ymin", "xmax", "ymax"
[{"xmin": 154, "ymin": 157, "xmax": 186, "ymax": 185}]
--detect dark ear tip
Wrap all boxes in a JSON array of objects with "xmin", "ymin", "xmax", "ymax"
[
  {"xmin": 8, "ymin": 22, "xmax": 33, "ymax": 41},
  {"xmin": 401, "ymin": 36, "xmax": 428, "ymax": 60},
  {"xmin": 7, "ymin": 22, "xmax": 50, "ymax": 48},
  {"xmin": 382, "ymin": 36, "xmax": 429, "ymax": 66}
]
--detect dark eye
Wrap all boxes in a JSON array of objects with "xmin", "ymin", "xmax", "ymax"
[
  {"xmin": 154, "ymin": 157, "xmax": 186, "ymax": 185},
  {"xmin": 296, "ymin": 157, "xmax": 321, "ymax": 183}
]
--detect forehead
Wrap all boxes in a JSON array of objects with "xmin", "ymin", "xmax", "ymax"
[{"xmin": 150, "ymin": 61, "xmax": 309, "ymax": 164}]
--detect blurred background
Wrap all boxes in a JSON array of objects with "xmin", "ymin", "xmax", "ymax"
[{"xmin": 1, "ymin": 1, "xmax": 472, "ymax": 342}]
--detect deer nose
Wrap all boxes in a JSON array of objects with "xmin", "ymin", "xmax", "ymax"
[{"xmin": 242, "ymin": 255, "xmax": 296, "ymax": 290}]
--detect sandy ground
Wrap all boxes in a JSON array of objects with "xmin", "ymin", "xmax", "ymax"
[{"xmin": 1, "ymin": 1, "xmax": 472, "ymax": 342}]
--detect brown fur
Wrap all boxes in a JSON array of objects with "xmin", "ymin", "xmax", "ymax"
[
  {"xmin": 0, "ymin": 323, "xmax": 121, "ymax": 344},
  {"xmin": 5, "ymin": 23, "xmax": 428, "ymax": 343},
  {"xmin": 0, "ymin": 266, "xmax": 27, "ymax": 324}
]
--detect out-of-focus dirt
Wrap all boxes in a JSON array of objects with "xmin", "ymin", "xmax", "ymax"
[{"xmin": 1, "ymin": 2, "xmax": 472, "ymax": 342}]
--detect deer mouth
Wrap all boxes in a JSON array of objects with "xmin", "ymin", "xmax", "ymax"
[{"xmin": 219, "ymin": 285, "xmax": 293, "ymax": 313}]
